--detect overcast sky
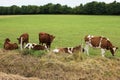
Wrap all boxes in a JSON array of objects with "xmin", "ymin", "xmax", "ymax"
[{"xmin": 0, "ymin": 0, "xmax": 120, "ymax": 7}]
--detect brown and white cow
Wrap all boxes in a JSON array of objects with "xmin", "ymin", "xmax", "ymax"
[
  {"xmin": 24, "ymin": 43, "xmax": 48, "ymax": 51},
  {"xmin": 84, "ymin": 35, "xmax": 118, "ymax": 57},
  {"xmin": 4, "ymin": 38, "xmax": 18, "ymax": 50},
  {"xmin": 24, "ymin": 43, "xmax": 37, "ymax": 50},
  {"xmin": 53, "ymin": 45, "xmax": 84, "ymax": 54},
  {"xmin": 39, "ymin": 32, "xmax": 55, "ymax": 49},
  {"xmin": 17, "ymin": 33, "xmax": 29, "ymax": 49},
  {"xmin": 32, "ymin": 44, "xmax": 48, "ymax": 50}
]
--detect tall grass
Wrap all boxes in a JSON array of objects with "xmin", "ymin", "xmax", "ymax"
[
  {"xmin": 0, "ymin": 50, "xmax": 120, "ymax": 80},
  {"xmin": 0, "ymin": 15, "xmax": 120, "ymax": 57}
]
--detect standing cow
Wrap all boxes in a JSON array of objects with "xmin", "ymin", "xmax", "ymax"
[
  {"xmin": 39, "ymin": 32, "xmax": 55, "ymax": 49},
  {"xmin": 4, "ymin": 38, "xmax": 18, "ymax": 50},
  {"xmin": 84, "ymin": 35, "xmax": 118, "ymax": 57},
  {"xmin": 17, "ymin": 33, "xmax": 29, "ymax": 49}
]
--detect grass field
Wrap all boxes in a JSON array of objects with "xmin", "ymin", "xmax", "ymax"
[
  {"xmin": 0, "ymin": 15, "xmax": 120, "ymax": 57},
  {"xmin": 0, "ymin": 15, "xmax": 120, "ymax": 80}
]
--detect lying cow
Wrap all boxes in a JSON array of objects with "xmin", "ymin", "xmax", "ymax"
[
  {"xmin": 84, "ymin": 35, "xmax": 118, "ymax": 57},
  {"xmin": 53, "ymin": 45, "xmax": 84, "ymax": 54},
  {"xmin": 24, "ymin": 43, "xmax": 37, "ymax": 50},
  {"xmin": 24, "ymin": 43, "xmax": 48, "ymax": 51},
  {"xmin": 17, "ymin": 33, "xmax": 29, "ymax": 49},
  {"xmin": 39, "ymin": 32, "xmax": 55, "ymax": 49},
  {"xmin": 4, "ymin": 38, "xmax": 18, "ymax": 50}
]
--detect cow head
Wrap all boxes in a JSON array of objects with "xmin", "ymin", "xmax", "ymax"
[
  {"xmin": 110, "ymin": 46, "xmax": 118, "ymax": 56},
  {"xmin": 50, "ymin": 35, "xmax": 55, "ymax": 42},
  {"xmin": 17, "ymin": 38, "xmax": 21, "ymax": 44},
  {"xmin": 5, "ymin": 38, "xmax": 10, "ymax": 43}
]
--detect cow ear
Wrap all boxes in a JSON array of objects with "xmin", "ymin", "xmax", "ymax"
[{"xmin": 116, "ymin": 47, "xmax": 118, "ymax": 49}]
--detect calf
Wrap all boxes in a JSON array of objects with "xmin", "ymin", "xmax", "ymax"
[
  {"xmin": 24, "ymin": 43, "xmax": 37, "ymax": 50},
  {"xmin": 39, "ymin": 32, "xmax": 55, "ymax": 49},
  {"xmin": 84, "ymin": 35, "xmax": 118, "ymax": 57},
  {"xmin": 53, "ymin": 45, "xmax": 84, "ymax": 54},
  {"xmin": 4, "ymin": 38, "xmax": 18, "ymax": 50},
  {"xmin": 24, "ymin": 43, "xmax": 48, "ymax": 50},
  {"xmin": 17, "ymin": 33, "xmax": 29, "ymax": 49}
]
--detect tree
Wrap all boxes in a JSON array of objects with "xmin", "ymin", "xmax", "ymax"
[
  {"xmin": 106, "ymin": 1, "xmax": 120, "ymax": 15},
  {"xmin": 73, "ymin": 4, "xmax": 84, "ymax": 14},
  {"xmin": 21, "ymin": 6, "xmax": 28, "ymax": 14},
  {"xmin": 10, "ymin": 5, "xmax": 20, "ymax": 14},
  {"xmin": 0, "ymin": 1, "xmax": 120, "ymax": 15}
]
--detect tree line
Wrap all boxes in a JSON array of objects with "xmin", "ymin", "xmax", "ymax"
[{"xmin": 0, "ymin": 1, "xmax": 120, "ymax": 15}]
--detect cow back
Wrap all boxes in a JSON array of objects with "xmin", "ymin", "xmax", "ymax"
[
  {"xmin": 32, "ymin": 45, "xmax": 46, "ymax": 50},
  {"xmin": 13, "ymin": 43, "xmax": 18, "ymax": 49},
  {"xmin": 39, "ymin": 32, "xmax": 55, "ymax": 43},
  {"xmin": 20, "ymin": 33, "xmax": 29, "ymax": 43},
  {"xmin": 89, "ymin": 36, "xmax": 101, "ymax": 47}
]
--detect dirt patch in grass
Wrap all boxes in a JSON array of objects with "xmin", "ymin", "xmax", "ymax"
[{"xmin": 0, "ymin": 49, "xmax": 120, "ymax": 80}]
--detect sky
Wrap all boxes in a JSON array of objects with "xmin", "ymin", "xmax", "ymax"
[{"xmin": 0, "ymin": 0, "xmax": 120, "ymax": 7}]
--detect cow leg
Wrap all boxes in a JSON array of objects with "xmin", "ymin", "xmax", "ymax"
[
  {"xmin": 39, "ymin": 40, "xmax": 42, "ymax": 44},
  {"xmin": 85, "ymin": 44, "xmax": 89, "ymax": 55},
  {"xmin": 20, "ymin": 37, "xmax": 23, "ymax": 50},
  {"xmin": 101, "ymin": 49, "xmax": 105, "ymax": 57},
  {"xmin": 47, "ymin": 42, "xmax": 51, "ymax": 49}
]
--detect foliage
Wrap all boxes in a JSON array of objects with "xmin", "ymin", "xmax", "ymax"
[
  {"xmin": 0, "ymin": 1, "xmax": 120, "ymax": 15},
  {"xmin": 0, "ymin": 50, "xmax": 120, "ymax": 80}
]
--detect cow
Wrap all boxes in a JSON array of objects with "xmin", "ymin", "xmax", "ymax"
[
  {"xmin": 53, "ymin": 45, "xmax": 84, "ymax": 54},
  {"xmin": 17, "ymin": 33, "xmax": 29, "ymax": 49},
  {"xmin": 84, "ymin": 35, "xmax": 118, "ymax": 57},
  {"xmin": 32, "ymin": 44, "xmax": 48, "ymax": 50},
  {"xmin": 24, "ymin": 43, "xmax": 37, "ymax": 50},
  {"xmin": 4, "ymin": 38, "xmax": 18, "ymax": 50},
  {"xmin": 39, "ymin": 32, "xmax": 55, "ymax": 49},
  {"xmin": 24, "ymin": 43, "xmax": 48, "ymax": 51}
]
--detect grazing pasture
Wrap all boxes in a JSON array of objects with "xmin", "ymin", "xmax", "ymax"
[{"xmin": 0, "ymin": 15, "xmax": 120, "ymax": 57}]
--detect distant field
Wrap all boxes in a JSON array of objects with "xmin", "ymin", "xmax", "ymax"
[{"xmin": 0, "ymin": 15, "xmax": 120, "ymax": 57}]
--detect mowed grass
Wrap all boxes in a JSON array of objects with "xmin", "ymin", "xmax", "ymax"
[{"xmin": 0, "ymin": 15, "xmax": 120, "ymax": 57}]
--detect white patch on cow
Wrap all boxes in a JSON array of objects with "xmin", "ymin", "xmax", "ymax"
[
  {"xmin": 113, "ymin": 47, "xmax": 116, "ymax": 52},
  {"xmin": 44, "ymin": 45, "xmax": 49, "ymax": 52},
  {"xmin": 91, "ymin": 35, "xmax": 94, "ymax": 38},
  {"xmin": 88, "ymin": 43, "xmax": 93, "ymax": 47},
  {"xmin": 53, "ymin": 49, "xmax": 59, "ymax": 53},
  {"xmin": 97, "ymin": 37, "xmax": 102, "ymax": 48},
  {"xmin": 87, "ymin": 35, "xmax": 91, "ymax": 38},
  {"xmin": 24, "ymin": 43, "xmax": 29, "ymax": 49},
  {"xmin": 107, "ymin": 38, "xmax": 110, "ymax": 41},
  {"xmin": 68, "ymin": 47, "xmax": 73, "ymax": 54},
  {"xmin": 101, "ymin": 49, "xmax": 105, "ymax": 57},
  {"xmin": 24, "ymin": 43, "xmax": 32, "ymax": 49}
]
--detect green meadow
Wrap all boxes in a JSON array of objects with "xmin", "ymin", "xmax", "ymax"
[{"xmin": 0, "ymin": 15, "xmax": 120, "ymax": 57}]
